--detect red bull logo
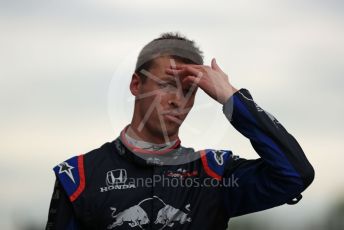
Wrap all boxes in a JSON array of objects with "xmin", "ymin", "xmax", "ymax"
[
  {"xmin": 107, "ymin": 196, "xmax": 192, "ymax": 229},
  {"xmin": 107, "ymin": 206, "xmax": 149, "ymax": 229},
  {"xmin": 154, "ymin": 203, "xmax": 191, "ymax": 228}
]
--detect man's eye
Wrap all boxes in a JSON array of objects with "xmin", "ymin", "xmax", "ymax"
[
  {"xmin": 158, "ymin": 83, "xmax": 168, "ymax": 89},
  {"xmin": 183, "ymin": 88, "xmax": 195, "ymax": 95},
  {"xmin": 159, "ymin": 83, "xmax": 177, "ymax": 90}
]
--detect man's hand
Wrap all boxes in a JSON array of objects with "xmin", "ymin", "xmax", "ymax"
[{"xmin": 165, "ymin": 58, "xmax": 238, "ymax": 104}]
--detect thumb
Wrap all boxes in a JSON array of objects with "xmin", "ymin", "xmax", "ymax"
[{"xmin": 211, "ymin": 58, "xmax": 224, "ymax": 73}]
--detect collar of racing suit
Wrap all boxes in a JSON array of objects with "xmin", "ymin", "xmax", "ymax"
[
  {"xmin": 113, "ymin": 125, "xmax": 199, "ymax": 167},
  {"xmin": 124, "ymin": 130, "xmax": 178, "ymax": 151}
]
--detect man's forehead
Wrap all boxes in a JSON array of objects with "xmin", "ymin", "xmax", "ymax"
[
  {"xmin": 146, "ymin": 56, "xmax": 198, "ymax": 90},
  {"xmin": 148, "ymin": 57, "xmax": 183, "ymax": 81}
]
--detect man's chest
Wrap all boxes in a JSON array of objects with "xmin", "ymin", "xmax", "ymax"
[{"xmin": 78, "ymin": 158, "xmax": 226, "ymax": 229}]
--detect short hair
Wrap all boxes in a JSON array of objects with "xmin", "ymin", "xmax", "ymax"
[{"xmin": 135, "ymin": 32, "xmax": 204, "ymax": 82}]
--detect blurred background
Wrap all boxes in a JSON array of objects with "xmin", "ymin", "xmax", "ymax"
[{"xmin": 1, "ymin": 0, "xmax": 343, "ymax": 229}]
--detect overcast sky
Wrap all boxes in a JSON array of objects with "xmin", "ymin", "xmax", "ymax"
[{"xmin": 1, "ymin": 0, "xmax": 343, "ymax": 229}]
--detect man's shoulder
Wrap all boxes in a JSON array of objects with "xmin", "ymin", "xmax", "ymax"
[
  {"xmin": 55, "ymin": 141, "xmax": 114, "ymax": 166},
  {"xmin": 52, "ymin": 140, "xmax": 117, "ymax": 202},
  {"xmin": 199, "ymin": 149, "xmax": 236, "ymax": 180},
  {"xmin": 82, "ymin": 140, "xmax": 115, "ymax": 161}
]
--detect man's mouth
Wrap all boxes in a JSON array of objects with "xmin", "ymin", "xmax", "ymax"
[{"xmin": 161, "ymin": 111, "xmax": 183, "ymax": 123}]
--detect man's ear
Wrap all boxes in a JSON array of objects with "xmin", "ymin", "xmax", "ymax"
[{"xmin": 130, "ymin": 73, "xmax": 142, "ymax": 96}]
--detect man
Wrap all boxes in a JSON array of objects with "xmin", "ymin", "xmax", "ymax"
[{"xmin": 46, "ymin": 32, "xmax": 314, "ymax": 229}]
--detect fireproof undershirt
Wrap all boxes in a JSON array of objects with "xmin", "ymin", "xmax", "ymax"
[{"xmin": 124, "ymin": 132, "xmax": 178, "ymax": 151}]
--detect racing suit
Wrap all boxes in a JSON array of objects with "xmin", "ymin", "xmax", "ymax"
[{"xmin": 46, "ymin": 88, "xmax": 314, "ymax": 229}]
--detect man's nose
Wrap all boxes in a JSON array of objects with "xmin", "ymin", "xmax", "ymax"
[
  {"xmin": 176, "ymin": 86, "xmax": 185, "ymax": 101},
  {"xmin": 169, "ymin": 88, "xmax": 185, "ymax": 107}
]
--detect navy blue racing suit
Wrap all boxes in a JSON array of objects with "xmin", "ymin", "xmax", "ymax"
[{"xmin": 46, "ymin": 88, "xmax": 314, "ymax": 229}]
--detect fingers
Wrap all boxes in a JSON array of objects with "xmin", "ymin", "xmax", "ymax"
[
  {"xmin": 182, "ymin": 75, "xmax": 201, "ymax": 88},
  {"xmin": 165, "ymin": 66, "xmax": 203, "ymax": 79},
  {"xmin": 167, "ymin": 58, "xmax": 223, "ymax": 77},
  {"xmin": 168, "ymin": 64, "xmax": 202, "ymax": 70}
]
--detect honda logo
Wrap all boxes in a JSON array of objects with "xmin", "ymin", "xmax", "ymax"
[
  {"xmin": 106, "ymin": 169, "xmax": 127, "ymax": 186},
  {"xmin": 100, "ymin": 169, "xmax": 136, "ymax": 192}
]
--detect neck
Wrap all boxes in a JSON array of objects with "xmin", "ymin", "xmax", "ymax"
[{"xmin": 129, "ymin": 120, "xmax": 179, "ymax": 145}]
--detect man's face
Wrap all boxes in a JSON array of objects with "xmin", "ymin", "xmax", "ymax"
[{"xmin": 133, "ymin": 56, "xmax": 198, "ymax": 141}]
